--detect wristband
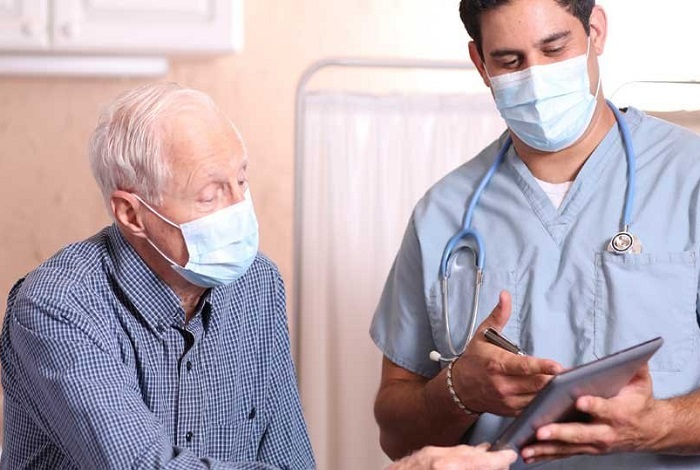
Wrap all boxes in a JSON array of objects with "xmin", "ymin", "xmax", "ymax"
[{"xmin": 446, "ymin": 359, "xmax": 481, "ymax": 416}]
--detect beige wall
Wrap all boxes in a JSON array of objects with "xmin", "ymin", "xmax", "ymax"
[{"xmin": 0, "ymin": 0, "xmax": 470, "ymax": 318}]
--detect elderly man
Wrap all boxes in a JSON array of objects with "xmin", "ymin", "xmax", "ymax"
[{"xmin": 1, "ymin": 83, "xmax": 314, "ymax": 469}]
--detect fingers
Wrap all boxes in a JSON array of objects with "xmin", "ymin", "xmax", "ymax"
[
  {"xmin": 392, "ymin": 445, "xmax": 517, "ymax": 470},
  {"xmin": 522, "ymin": 423, "xmax": 613, "ymax": 464},
  {"xmin": 481, "ymin": 290, "xmax": 512, "ymax": 331},
  {"xmin": 482, "ymin": 448, "xmax": 518, "ymax": 468},
  {"xmin": 576, "ymin": 395, "xmax": 610, "ymax": 418},
  {"xmin": 521, "ymin": 443, "xmax": 601, "ymax": 464},
  {"xmin": 497, "ymin": 373, "xmax": 556, "ymax": 396},
  {"xmin": 630, "ymin": 362, "xmax": 652, "ymax": 385},
  {"xmin": 447, "ymin": 445, "xmax": 518, "ymax": 470},
  {"xmin": 495, "ymin": 355, "xmax": 563, "ymax": 376}
]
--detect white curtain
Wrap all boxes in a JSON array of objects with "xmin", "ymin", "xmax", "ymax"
[{"xmin": 297, "ymin": 91, "xmax": 505, "ymax": 470}]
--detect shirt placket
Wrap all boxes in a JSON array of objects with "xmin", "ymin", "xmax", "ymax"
[{"xmin": 176, "ymin": 313, "xmax": 205, "ymax": 455}]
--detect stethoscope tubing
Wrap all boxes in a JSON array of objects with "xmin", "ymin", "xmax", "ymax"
[{"xmin": 434, "ymin": 100, "xmax": 636, "ymax": 362}]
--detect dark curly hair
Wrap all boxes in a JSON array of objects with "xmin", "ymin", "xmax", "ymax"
[{"xmin": 459, "ymin": 0, "xmax": 596, "ymax": 57}]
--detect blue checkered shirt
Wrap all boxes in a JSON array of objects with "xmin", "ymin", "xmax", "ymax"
[{"xmin": 1, "ymin": 225, "xmax": 315, "ymax": 469}]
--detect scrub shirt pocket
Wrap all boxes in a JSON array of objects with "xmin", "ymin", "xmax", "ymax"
[
  {"xmin": 594, "ymin": 251, "xmax": 697, "ymax": 372},
  {"xmin": 427, "ymin": 246, "xmax": 519, "ymax": 357}
]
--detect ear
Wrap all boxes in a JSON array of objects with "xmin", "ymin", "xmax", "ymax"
[
  {"xmin": 111, "ymin": 190, "xmax": 148, "ymax": 239},
  {"xmin": 588, "ymin": 5, "xmax": 608, "ymax": 56},
  {"xmin": 468, "ymin": 41, "xmax": 491, "ymax": 88}
]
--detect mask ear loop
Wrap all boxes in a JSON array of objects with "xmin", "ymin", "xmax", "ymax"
[
  {"xmin": 586, "ymin": 35, "xmax": 603, "ymax": 100},
  {"xmin": 131, "ymin": 194, "xmax": 187, "ymax": 269},
  {"xmin": 132, "ymin": 194, "xmax": 180, "ymax": 229}
]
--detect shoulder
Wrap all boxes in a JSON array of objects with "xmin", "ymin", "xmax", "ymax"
[
  {"xmin": 214, "ymin": 252, "xmax": 285, "ymax": 305},
  {"xmin": 9, "ymin": 229, "xmax": 112, "ymax": 315},
  {"xmin": 629, "ymin": 107, "xmax": 700, "ymax": 160},
  {"xmin": 242, "ymin": 253, "xmax": 283, "ymax": 289},
  {"xmin": 248, "ymin": 252, "xmax": 281, "ymax": 277},
  {"xmin": 5, "ymin": 228, "xmax": 114, "ymax": 345}
]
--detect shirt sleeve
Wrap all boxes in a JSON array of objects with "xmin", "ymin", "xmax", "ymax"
[
  {"xmin": 255, "ymin": 271, "xmax": 315, "ymax": 469},
  {"xmin": 0, "ymin": 282, "xmax": 280, "ymax": 470},
  {"xmin": 369, "ymin": 213, "xmax": 441, "ymax": 378}
]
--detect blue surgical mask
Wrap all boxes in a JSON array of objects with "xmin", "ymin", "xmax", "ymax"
[
  {"xmin": 134, "ymin": 189, "xmax": 259, "ymax": 288},
  {"xmin": 488, "ymin": 38, "xmax": 601, "ymax": 152}
]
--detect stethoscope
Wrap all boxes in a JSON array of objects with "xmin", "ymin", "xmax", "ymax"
[{"xmin": 429, "ymin": 100, "xmax": 639, "ymax": 364}]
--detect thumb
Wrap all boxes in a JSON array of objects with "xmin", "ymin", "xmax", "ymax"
[{"xmin": 483, "ymin": 290, "xmax": 511, "ymax": 330}]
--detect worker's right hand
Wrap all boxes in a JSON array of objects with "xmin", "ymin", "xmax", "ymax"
[{"xmin": 451, "ymin": 290, "xmax": 563, "ymax": 417}]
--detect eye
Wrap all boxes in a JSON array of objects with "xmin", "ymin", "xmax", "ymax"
[
  {"xmin": 197, "ymin": 189, "xmax": 218, "ymax": 204},
  {"xmin": 495, "ymin": 55, "xmax": 521, "ymax": 70},
  {"xmin": 544, "ymin": 46, "xmax": 565, "ymax": 56}
]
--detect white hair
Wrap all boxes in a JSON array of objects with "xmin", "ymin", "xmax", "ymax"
[{"xmin": 89, "ymin": 82, "xmax": 236, "ymax": 208}]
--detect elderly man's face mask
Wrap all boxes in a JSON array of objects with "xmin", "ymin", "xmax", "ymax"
[{"xmin": 133, "ymin": 189, "xmax": 259, "ymax": 288}]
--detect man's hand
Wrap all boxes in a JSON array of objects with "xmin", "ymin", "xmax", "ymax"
[
  {"xmin": 452, "ymin": 291, "xmax": 563, "ymax": 416},
  {"xmin": 520, "ymin": 363, "xmax": 670, "ymax": 464},
  {"xmin": 387, "ymin": 443, "xmax": 517, "ymax": 470}
]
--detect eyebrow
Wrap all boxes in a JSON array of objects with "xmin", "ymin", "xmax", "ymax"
[{"xmin": 489, "ymin": 30, "xmax": 572, "ymax": 59}]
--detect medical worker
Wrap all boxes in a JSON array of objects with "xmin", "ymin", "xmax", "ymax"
[{"xmin": 371, "ymin": 0, "xmax": 700, "ymax": 468}]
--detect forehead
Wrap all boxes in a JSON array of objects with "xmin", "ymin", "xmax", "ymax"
[
  {"xmin": 161, "ymin": 108, "xmax": 245, "ymax": 171},
  {"xmin": 479, "ymin": 0, "xmax": 586, "ymax": 52}
]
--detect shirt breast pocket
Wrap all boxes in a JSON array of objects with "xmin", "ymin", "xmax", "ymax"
[
  {"xmin": 594, "ymin": 251, "xmax": 698, "ymax": 372},
  {"xmin": 210, "ymin": 418, "xmax": 267, "ymax": 462}
]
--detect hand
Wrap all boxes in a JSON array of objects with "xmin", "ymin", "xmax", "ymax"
[
  {"xmin": 520, "ymin": 363, "xmax": 668, "ymax": 464},
  {"xmin": 452, "ymin": 291, "xmax": 563, "ymax": 416},
  {"xmin": 387, "ymin": 443, "xmax": 517, "ymax": 470}
]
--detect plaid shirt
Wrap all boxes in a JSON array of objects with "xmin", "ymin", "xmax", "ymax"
[{"xmin": 1, "ymin": 225, "xmax": 314, "ymax": 469}]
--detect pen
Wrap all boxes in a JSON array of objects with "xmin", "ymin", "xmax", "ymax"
[{"xmin": 483, "ymin": 327, "xmax": 526, "ymax": 356}]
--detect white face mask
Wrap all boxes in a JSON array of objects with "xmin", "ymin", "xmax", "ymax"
[
  {"xmin": 134, "ymin": 189, "xmax": 259, "ymax": 288},
  {"xmin": 488, "ymin": 38, "xmax": 601, "ymax": 152}
]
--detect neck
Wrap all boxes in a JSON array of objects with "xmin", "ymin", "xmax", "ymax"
[
  {"xmin": 175, "ymin": 288, "xmax": 206, "ymax": 321},
  {"xmin": 119, "ymin": 228, "xmax": 206, "ymax": 322},
  {"xmin": 512, "ymin": 97, "xmax": 617, "ymax": 183}
]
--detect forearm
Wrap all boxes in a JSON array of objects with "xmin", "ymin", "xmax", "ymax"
[
  {"xmin": 649, "ymin": 390, "xmax": 700, "ymax": 455},
  {"xmin": 374, "ymin": 367, "xmax": 478, "ymax": 460}
]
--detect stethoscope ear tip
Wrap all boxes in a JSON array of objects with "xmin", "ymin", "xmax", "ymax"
[{"xmin": 429, "ymin": 350, "xmax": 443, "ymax": 362}]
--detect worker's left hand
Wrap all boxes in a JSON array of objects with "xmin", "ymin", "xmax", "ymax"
[{"xmin": 519, "ymin": 363, "xmax": 669, "ymax": 464}]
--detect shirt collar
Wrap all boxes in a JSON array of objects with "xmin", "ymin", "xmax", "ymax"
[{"xmin": 106, "ymin": 224, "xmax": 188, "ymax": 335}]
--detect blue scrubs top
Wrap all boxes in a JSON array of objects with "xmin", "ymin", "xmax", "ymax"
[{"xmin": 370, "ymin": 107, "xmax": 700, "ymax": 469}]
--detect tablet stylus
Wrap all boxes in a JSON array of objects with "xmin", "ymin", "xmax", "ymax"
[{"xmin": 484, "ymin": 328, "xmax": 526, "ymax": 356}]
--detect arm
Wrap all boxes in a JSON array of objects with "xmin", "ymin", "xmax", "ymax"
[
  {"xmin": 0, "ymin": 289, "xmax": 276, "ymax": 469},
  {"xmin": 255, "ymin": 271, "xmax": 315, "ymax": 469},
  {"xmin": 375, "ymin": 291, "xmax": 562, "ymax": 460},
  {"xmin": 375, "ymin": 357, "xmax": 477, "ymax": 460}
]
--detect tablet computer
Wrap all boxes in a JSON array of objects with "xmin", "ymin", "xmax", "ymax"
[{"xmin": 490, "ymin": 336, "xmax": 663, "ymax": 452}]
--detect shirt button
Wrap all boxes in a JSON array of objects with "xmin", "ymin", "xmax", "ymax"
[
  {"xmin": 156, "ymin": 324, "xmax": 166, "ymax": 333},
  {"xmin": 186, "ymin": 360, "xmax": 192, "ymax": 372},
  {"xmin": 185, "ymin": 431, "xmax": 193, "ymax": 442}
]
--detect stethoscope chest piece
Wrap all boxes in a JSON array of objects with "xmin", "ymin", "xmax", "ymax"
[{"xmin": 607, "ymin": 230, "xmax": 642, "ymax": 254}]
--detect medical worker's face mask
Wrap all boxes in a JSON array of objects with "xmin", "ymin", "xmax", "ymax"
[
  {"xmin": 487, "ymin": 38, "xmax": 601, "ymax": 152},
  {"xmin": 134, "ymin": 189, "xmax": 259, "ymax": 288}
]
